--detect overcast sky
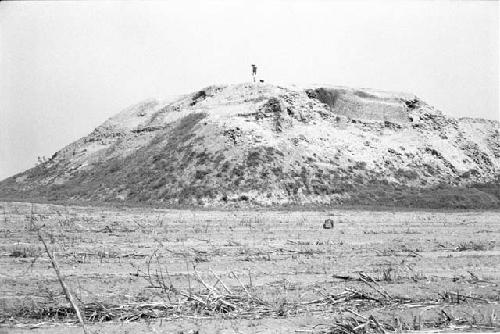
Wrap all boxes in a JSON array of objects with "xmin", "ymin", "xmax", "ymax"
[{"xmin": 0, "ymin": 0, "xmax": 498, "ymax": 180}]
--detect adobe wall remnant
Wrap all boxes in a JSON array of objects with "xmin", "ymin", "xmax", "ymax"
[{"xmin": 306, "ymin": 88, "xmax": 410, "ymax": 124}]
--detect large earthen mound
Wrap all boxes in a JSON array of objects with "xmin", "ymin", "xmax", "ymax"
[{"xmin": 1, "ymin": 83, "xmax": 499, "ymax": 208}]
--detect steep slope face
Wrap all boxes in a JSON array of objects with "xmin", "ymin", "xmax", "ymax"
[{"xmin": 1, "ymin": 83, "xmax": 499, "ymax": 208}]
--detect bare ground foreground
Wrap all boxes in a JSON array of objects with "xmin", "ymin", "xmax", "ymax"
[{"xmin": 0, "ymin": 202, "xmax": 498, "ymax": 333}]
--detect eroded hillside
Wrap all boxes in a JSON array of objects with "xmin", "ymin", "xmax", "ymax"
[{"xmin": 1, "ymin": 83, "xmax": 499, "ymax": 208}]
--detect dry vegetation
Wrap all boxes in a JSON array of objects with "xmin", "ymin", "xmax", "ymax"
[{"xmin": 0, "ymin": 201, "xmax": 499, "ymax": 333}]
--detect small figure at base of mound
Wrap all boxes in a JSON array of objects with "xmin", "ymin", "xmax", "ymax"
[{"xmin": 323, "ymin": 218, "xmax": 334, "ymax": 229}]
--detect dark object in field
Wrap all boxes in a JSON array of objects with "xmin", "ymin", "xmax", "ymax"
[{"xmin": 323, "ymin": 219, "xmax": 334, "ymax": 229}]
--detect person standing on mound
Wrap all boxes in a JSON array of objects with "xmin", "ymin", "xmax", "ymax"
[{"xmin": 251, "ymin": 64, "xmax": 257, "ymax": 82}]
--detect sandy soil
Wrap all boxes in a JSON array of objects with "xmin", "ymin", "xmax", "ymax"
[{"xmin": 0, "ymin": 202, "xmax": 498, "ymax": 333}]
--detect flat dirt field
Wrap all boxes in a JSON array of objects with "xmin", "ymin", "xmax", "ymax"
[{"xmin": 0, "ymin": 202, "xmax": 499, "ymax": 333}]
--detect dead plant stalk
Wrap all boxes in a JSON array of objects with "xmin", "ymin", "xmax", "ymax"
[{"xmin": 38, "ymin": 230, "xmax": 88, "ymax": 334}]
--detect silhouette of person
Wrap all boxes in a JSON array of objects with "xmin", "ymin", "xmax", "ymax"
[{"xmin": 251, "ymin": 64, "xmax": 257, "ymax": 82}]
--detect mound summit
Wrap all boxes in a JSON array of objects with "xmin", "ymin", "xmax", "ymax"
[{"xmin": 1, "ymin": 83, "xmax": 499, "ymax": 208}]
